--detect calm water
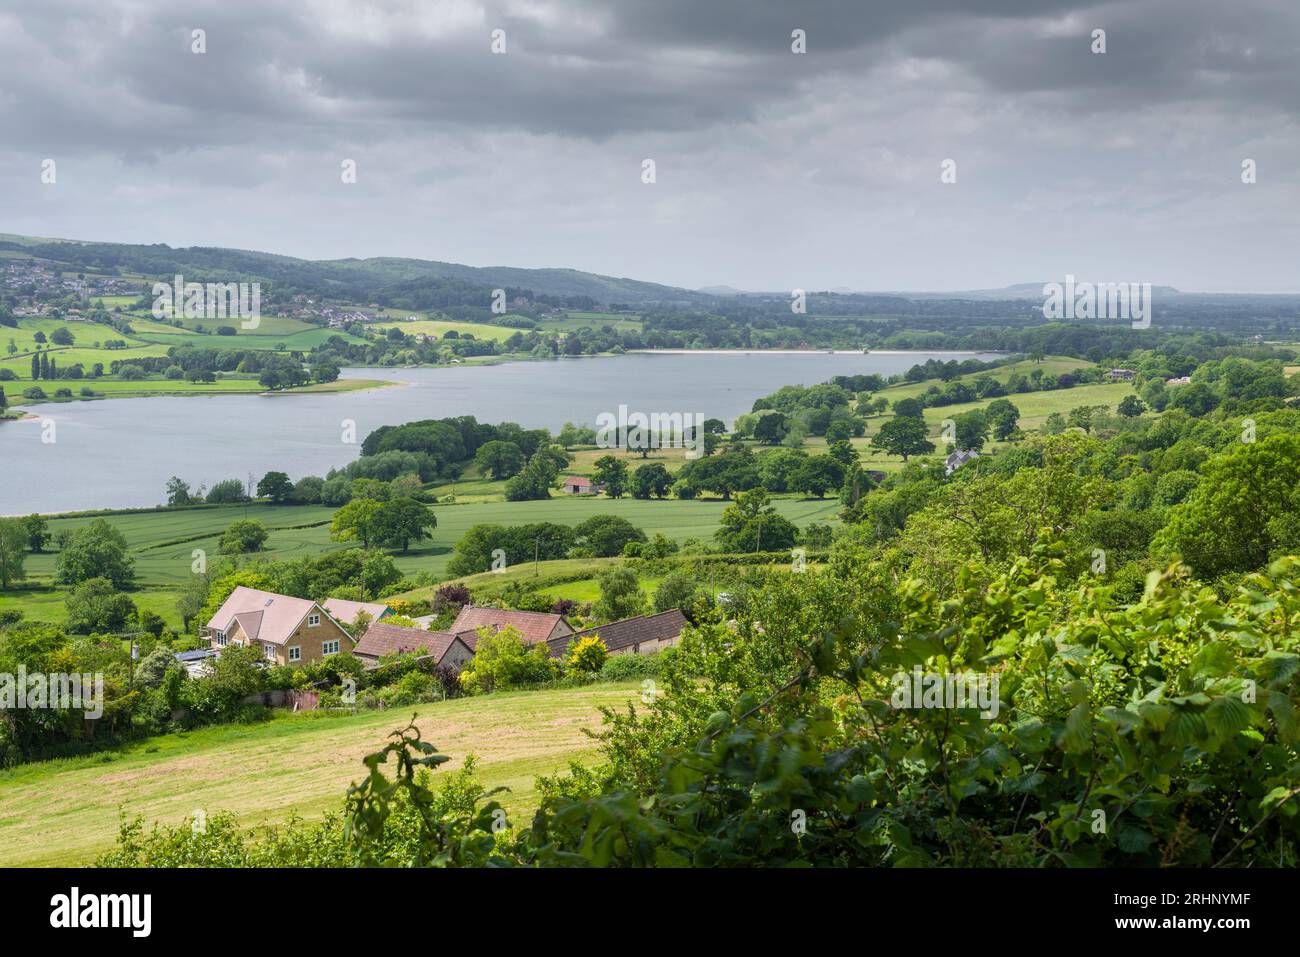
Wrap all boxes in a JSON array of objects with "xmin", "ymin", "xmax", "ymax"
[{"xmin": 1, "ymin": 351, "xmax": 999, "ymax": 513}]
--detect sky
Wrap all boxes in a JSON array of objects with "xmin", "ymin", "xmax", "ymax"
[{"xmin": 1, "ymin": 0, "xmax": 1297, "ymax": 293}]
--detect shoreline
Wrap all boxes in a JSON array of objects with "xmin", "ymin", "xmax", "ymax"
[{"xmin": 623, "ymin": 348, "xmax": 1006, "ymax": 357}]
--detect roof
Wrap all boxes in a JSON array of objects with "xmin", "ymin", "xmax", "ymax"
[
  {"xmin": 549, "ymin": 609, "xmax": 689, "ymax": 658},
  {"xmin": 353, "ymin": 621, "xmax": 465, "ymax": 662},
  {"xmin": 204, "ymin": 586, "xmax": 332, "ymax": 647},
  {"xmin": 562, "ymin": 475, "xmax": 596, "ymax": 488},
  {"xmin": 174, "ymin": 649, "xmax": 218, "ymax": 662},
  {"xmin": 322, "ymin": 598, "xmax": 391, "ymax": 625},
  {"xmin": 450, "ymin": 606, "xmax": 569, "ymax": 646}
]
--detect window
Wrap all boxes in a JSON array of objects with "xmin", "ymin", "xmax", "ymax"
[
  {"xmin": 264, "ymin": 643, "xmax": 277, "ymax": 662},
  {"xmin": 308, "ymin": 613, "xmax": 320, "ymax": 627},
  {"xmin": 214, "ymin": 630, "xmax": 227, "ymax": 647},
  {"xmin": 322, "ymin": 640, "xmax": 340, "ymax": 657},
  {"xmin": 288, "ymin": 646, "xmax": 301, "ymax": 662}
]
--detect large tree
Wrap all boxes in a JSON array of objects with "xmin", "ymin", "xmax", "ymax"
[
  {"xmin": 257, "ymin": 471, "xmax": 294, "ymax": 503},
  {"xmin": 55, "ymin": 518, "xmax": 134, "ymax": 588},
  {"xmin": 870, "ymin": 416, "xmax": 935, "ymax": 461},
  {"xmin": 474, "ymin": 440, "xmax": 526, "ymax": 481},
  {"xmin": 591, "ymin": 455, "xmax": 629, "ymax": 498},
  {"xmin": 373, "ymin": 497, "xmax": 437, "ymax": 553}
]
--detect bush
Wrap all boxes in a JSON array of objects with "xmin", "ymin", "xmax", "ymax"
[
  {"xmin": 598, "ymin": 651, "xmax": 667, "ymax": 681},
  {"xmin": 565, "ymin": 635, "xmax": 608, "ymax": 674}
]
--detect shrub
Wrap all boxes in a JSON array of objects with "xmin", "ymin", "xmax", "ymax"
[
  {"xmin": 598, "ymin": 651, "xmax": 666, "ymax": 681},
  {"xmin": 565, "ymin": 635, "xmax": 608, "ymax": 674}
]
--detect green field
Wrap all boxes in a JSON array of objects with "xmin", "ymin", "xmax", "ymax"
[
  {"xmin": 371, "ymin": 317, "xmax": 521, "ymax": 343},
  {"xmin": 0, "ymin": 681, "xmax": 640, "ymax": 866},
  {"xmin": 5, "ymin": 495, "xmax": 841, "ymax": 628}
]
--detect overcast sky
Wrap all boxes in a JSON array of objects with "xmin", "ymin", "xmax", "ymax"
[{"xmin": 2, "ymin": 0, "xmax": 1297, "ymax": 292}]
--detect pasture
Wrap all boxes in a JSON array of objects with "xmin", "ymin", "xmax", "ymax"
[{"xmin": 0, "ymin": 681, "xmax": 641, "ymax": 866}]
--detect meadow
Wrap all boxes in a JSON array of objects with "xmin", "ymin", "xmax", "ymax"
[{"xmin": 0, "ymin": 681, "xmax": 640, "ymax": 866}]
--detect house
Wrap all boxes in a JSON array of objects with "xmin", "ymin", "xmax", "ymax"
[
  {"xmin": 321, "ymin": 598, "xmax": 392, "ymax": 627},
  {"xmin": 562, "ymin": 476, "xmax": 604, "ymax": 495},
  {"xmin": 1165, "ymin": 375, "xmax": 1191, "ymax": 386},
  {"xmin": 547, "ymin": 609, "xmax": 689, "ymax": 659},
  {"xmin": 945, "ymin": 448, "xmax": 979, "ymax": 476},
  {"xmin": 203, "ymin": 586, "xmax": 354, "ymax": 666},
  {"xmin": 449, "ymin": 606, "xmax": 574, "ymax": 647},
  {"xmin": 1107, "ymin": 368, "xmax": 1138, "ymax": 382},
  {"xmin": 353, "ymin": 621, "xmax": 475, "ymax": 673}
]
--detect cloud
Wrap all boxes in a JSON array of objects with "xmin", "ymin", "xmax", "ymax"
[{"xmin": 0, "ymin": 0, "xmax": 1296, "ymax": 291}]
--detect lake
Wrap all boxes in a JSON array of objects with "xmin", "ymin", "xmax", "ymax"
[{"xmin": 1, "ymin": 351, "xmax": 1000, "ymax": 513}]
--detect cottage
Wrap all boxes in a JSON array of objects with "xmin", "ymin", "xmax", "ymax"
[
  {"xmin": 204, "ymin": 586, "xmax": 354, "ymax": 666},
  {"xmin": 548, "ymin": 609, "xmax": 689, "ymax": 659},
  {"xmin": 1107, "ymin": 368, "xmax": 1138, "ymax": 382},
  {"xmin": 449, "ymin": 606, "xmax": 574, "ymax": 646},
  {"xmin": 1165, "ymin": 375, "xmax": 1191, "ymax": 386},
  {"xmin": 945, "ymin": 448, "xmax": 980, "ymax": 476},
  {"xmin": 353, "ymin": 621, "xmax": 475, "ymax": 673}
]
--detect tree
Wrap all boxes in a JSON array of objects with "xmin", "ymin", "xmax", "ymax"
[
  {"xmin": 871, "ymin": 416, "xmax": 935, "ymax": 461},
  {"xmin": 654, "ymin": 570, "xmax": 703, "ymax": 613},
  {"xmin": 55, "ymin": 518, "xmax": 134, "ymax": 588},
  {"xmin": 0, "ymin": 518, "xmax": 28, "ymax": 589},
  {"xmin": 715, "ymin": 487, "xmax": 799, "ymax": 553},
  {"xmin": 893, "ymin": 398, "xmax": 925, "ymax": 419},
  {"xmin": 985, "ymin": 399, "xmax": 1020, "ymax": 441},
  {"xmin": 219, "ymin": 519, "xmax": 269, "ymax": 555},
  {"xmin": 632, "ymin": 462, "xmax": 673, "ymax": 499},
  {"xmin": 1153, "ymin": 434, "xmax": 1300, "ymax": 578},
  {"xmin": 951, "ymin": 410, "xmax": 989, "ymax": 451},
  {"xmin": 504, "ymin": 449, "xmax": 563, "ymax": 501},
  {"xmin": 50, "ymin": 326, "xmax": 74, "ymax": 346},
  {"xmin": 1117, "ymin": 394, "xmax": 1147, "ymax": 418},
  {"xmin": 591, "ymin": 455, "xmax": 629, "ymax": 499},
  {"xmin": 330, "ymin": 498, "xmax": 382, "ymax": 549},
  {"xmin": 64, "ymin": 577, "xmax": 137, "ymax": 634},
  {"xmin": 257, "ymin": 471, "xmax": 294, "ymax": 503},
  {"xmin": 206, "ymin": 479, "xmax": 249, "ymax": 504},
  {"xmin": 373, "ymin": 497, "xmax": 437, "ymax": 553},
  {"xmin": 474, "ymin": 440, "xmax": 526, "ymax": 480},
  {"xmin": 361, "ymin": 551, "xmax": 404, "ymax": 597},
  {"xmin": 21, "ymin": 514, "xmax": 48, "ymax": 552},
  {"xmin": 594, "ymin": 567, "xmax": 647, "ymax": 622},
  {"xmin": 753, "ymin": 411, "xmax": 789, "ymax": 445},
  {"xmin": 165, "ymin": 476, "xmax": 193, "ymax": 506},
  {"xmin": 574, "ymin": 515, "xmax": 646, "ymax": 557},
  {"xmin": 792, "ymin": 455, "xmax": 845, "ymax": 498}
]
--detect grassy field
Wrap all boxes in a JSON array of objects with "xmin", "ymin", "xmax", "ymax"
[
  {"xmin": 0, "ymin": 681, "xmax": 640, "ymax": 866},
  {"xmin": 6, "ymin": 495, "xmax": 841, "ymax": 628},
  {"xmin": 371, "ymin": 317, "xmax": 521, "ymax": 343}
]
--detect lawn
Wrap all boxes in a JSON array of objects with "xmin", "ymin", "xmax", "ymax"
[{"xmin": 0, "ymin": 681, "xmax": 641, "ymax": 866}]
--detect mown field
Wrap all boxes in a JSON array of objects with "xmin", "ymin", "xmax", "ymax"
[{"xmin": 0, "ymin": 681, "xmax": 640, "ymax": 867}]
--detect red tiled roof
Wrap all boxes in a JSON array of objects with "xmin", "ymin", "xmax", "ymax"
[
  {"xmin": 354, "ymin": 621, "xmax": 462, "ymax": 661},
  {"xmin": 450, "ymin": 606, "xmax": 569, "ymax": 646},
  {"xmin": 549, "ymin": 609, "xmax": 689, "ymax": 658}
]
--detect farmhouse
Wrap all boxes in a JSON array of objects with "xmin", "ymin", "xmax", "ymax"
[
  {"xmin": 353, "ymin": 621, "xmax": 475, "ymax": 673},
  {"xmin": 203, "ymin": 586, "xmax": 354, "ymax": 666},
  {"xmin": 547, "ymin": 609, "xmax": 689, "ymax": 659},
  {"xmin": 1166, "ymin": 375, "xmax": 1192, "ymax": 386},
  {"xmin": 321, "ymin": 598, "xmax": 392, "ymax": 626},
  {"xmin": 449, "ymin": 606, "xmax": 574, "ymax": 646},
  {"xmin": 1107, "ymin": 368, "xmax": 1138, "ymax": 382}
]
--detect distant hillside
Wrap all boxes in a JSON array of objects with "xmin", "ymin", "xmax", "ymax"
[{"xmin": 0, "ymin": 234, "xmax": 710, "ymax": 309}]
